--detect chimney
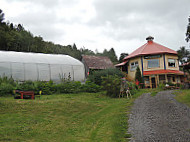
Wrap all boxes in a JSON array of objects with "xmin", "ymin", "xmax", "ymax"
[{"xmin": 146, "ymin": 36, "xmax": 154, "ymax": 42}]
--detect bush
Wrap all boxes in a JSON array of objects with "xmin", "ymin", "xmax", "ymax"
[
  {"xmin": 16, "ymin": 80, "xmax": 36, "ymax": 91},
  {"xmin": 56, "ymin": 81, "xmax": 82, "ymax": 94},
  {"xmin": 0, "ymin": 76, "xmax": 16, "ymax": 96},
  {"xmin": 158, "ymin": 83, "xmax": 165, "ymax": 90},
  {"xmin": 101, "ymin": 75, "xmax": 121, "ymax": 98},
  {"xmin": 0, "ymin": 76, "xmax": 15, "ymax": 86},
  {"xmin": 88, "ymin": 68, "xmax": 124, "ymax": 85},
  {"xmin": 0, "ymin": 83, "xmax": 14, "ymax": 96},
  {"xmin": 81, "ymin": 81, "xmax": 101, "ymax": 93},
  {"xmin": 34, "ymin": 81, "xmax": 53, "ymax": 95}
]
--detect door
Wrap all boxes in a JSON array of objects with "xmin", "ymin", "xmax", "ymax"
[{"xmin": 151, "ymin": 77, "xmax": 156, "ymax": 88}]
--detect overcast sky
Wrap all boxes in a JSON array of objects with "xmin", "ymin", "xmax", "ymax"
[{"xmin": 1, "ymin": 0, "xmax": 190, "ymax": 57}]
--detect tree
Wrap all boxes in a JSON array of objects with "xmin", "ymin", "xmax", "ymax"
[
  {"xmin": 0, "ymin": 9, "xmax": 5, "ymax": 23},
  {"xmin": 119, "ymin": 53, "xmax": 128, "ymax": 63},
  {"xmin": 177, "ymin": 46, "xmax": 190, "ymax": 64},
  {"xmin": 186, "ymin": 16, "xmax": 190, "ymax": 42},
  {"xmin": 135, "ymin": 66, "xmax": 143, "ymax": 88}
]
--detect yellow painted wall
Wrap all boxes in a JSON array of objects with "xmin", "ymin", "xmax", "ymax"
[{"xmin": 127, "ymin": 57, "xmax": 142, "ymax": 80}]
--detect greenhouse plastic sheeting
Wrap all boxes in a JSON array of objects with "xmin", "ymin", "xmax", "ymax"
[{"xmin": 0, "ymin": 51, "xmax": 85, "ymax": 82}]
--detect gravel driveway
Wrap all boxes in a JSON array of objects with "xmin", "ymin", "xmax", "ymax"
[{"xmin": 128, "ymin": 90, "xmax": 190, "ymax": 142}]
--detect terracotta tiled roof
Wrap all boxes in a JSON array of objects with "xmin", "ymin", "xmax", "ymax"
[
  {"xmin": 124, "ymin": 38, "xmax": 177, "ymax": 60},
  {"xmin": 82, "ymin": 55, "xmax": 114, "ymax": 69},
  {"xmin": 143, "ymin": 70, "xmax": 184, "ymax": 76}
]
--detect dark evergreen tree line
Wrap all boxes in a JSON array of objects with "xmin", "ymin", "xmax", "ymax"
[{"xmin": 0, "ymin": 9, "xmax": 118, "ymax": 63}]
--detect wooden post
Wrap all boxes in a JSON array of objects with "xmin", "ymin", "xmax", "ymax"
[
  {"xmin": 165, "ymin": 74, "xmax": 168, "ymax": 83},
  {"xmin": 149, "ymin": 76, "xmax": 152, "ymax": 88},
  {"xmin": 157, "ymin": 75, "xmax": 160, "ymax": 85}
]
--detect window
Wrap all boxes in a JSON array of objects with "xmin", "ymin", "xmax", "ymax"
[
  {"xmin": 130, "ymin": 61, "xmax": 138, "ymax": 71},
  {"xmin": 148, "ymin": 59, "xmax": 159, "ymax": 68},
  {"xmin": 168, "ymin": 59, "xmax": 176, "ymax": 67}
]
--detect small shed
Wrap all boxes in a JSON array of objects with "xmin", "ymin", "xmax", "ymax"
[{"xmin": 82, "ymin": 55, "xmax": 114, "ymax": 76}]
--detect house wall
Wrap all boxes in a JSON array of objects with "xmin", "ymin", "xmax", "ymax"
[
  {"xmin": 127, "ymin": 57, "xmax": 142, "ymax": 80},
  {"xmin": 126, "ymin": 53, "xmax": 180, "ymax": 81}
]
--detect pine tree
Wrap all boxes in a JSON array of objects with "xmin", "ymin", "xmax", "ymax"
[{"xmin": 135, "ymin": 66, "xmax": 143, "ymax": 85}]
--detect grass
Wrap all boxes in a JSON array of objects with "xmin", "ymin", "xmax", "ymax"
[
  {"xmin": 0, "ymin": 90, "xmax": 148, "ymax": 142},
  {"xmin": 174, "ymin": 89, "xmax": 190, "ymax": 107}
]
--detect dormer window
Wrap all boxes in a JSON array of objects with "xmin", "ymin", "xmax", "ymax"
[{"xmin": 168, "ymin": 59, "xmax": 176, "ymax": 67}]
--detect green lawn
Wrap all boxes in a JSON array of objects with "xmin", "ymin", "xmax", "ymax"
[
  {"xmin": 0, "ymin": 91, "xmax": 147, "ymax": 142},
  {"xmin": 175, "ymin": 89, "xmax": 190, "ymax": 107}
]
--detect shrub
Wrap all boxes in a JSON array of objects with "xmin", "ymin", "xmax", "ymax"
[
  {"xmin": 0, "ymin": 76, "xmax": 15, "ymax": 86},
  {"xmin": 101, "ymin": 75, "xmax": 121, "ymax": 98},
  {"xmin": 34, "ymin": 81, "xmax": 53, "ymax": 95},
  {"xmin": 0, "ymin": 76, "xmax": 16, "ymax": 96},
  {"xmin": 126, "ymin": 81, "xmax": 138, "ymax": 95},
  {"xmin": 88, "ymin": 68, "xmax": 124, "ymax": 85},
  {"xmin": 81, "ymin": 81, "xmax": 101, "ymax": 93},
  {"xmin": 16, "ymin": 80, "xmax": 36, "ymax": 91},
  {"xmin": 56, "ymin": 81, "xmax": 82, "ymax": 94},
  {"xmin": 0, "ymin": 83, "xmax": 14, "ymax": 96},
  {"xmin": 158, "ymin": 83, "xmax": 165, "ymax": 90},
  {"xmin": 135, "ymin": 66, "xmax": 144, "ymax": 88}
]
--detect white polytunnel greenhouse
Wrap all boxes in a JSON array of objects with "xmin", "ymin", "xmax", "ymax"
[{"xmin": 0, "ymin": 51, "xmax": 85, "ymax": 82}]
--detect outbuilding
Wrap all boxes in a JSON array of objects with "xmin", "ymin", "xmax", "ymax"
[{"xmin": 0, "ymin": 51, "xmax": 85, "ymax": 82}]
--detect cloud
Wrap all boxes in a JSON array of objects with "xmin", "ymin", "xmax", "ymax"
[
  {"xmin": 89, "ymin": 0, "xmax": 190, "ymax": 42},
  {"xmin": 0, "ymin": 0, "xmax": 190, "ymax": 58}
]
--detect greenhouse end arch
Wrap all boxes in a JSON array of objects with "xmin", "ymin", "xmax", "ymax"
[{"xmin": 0, "ymin": 51, "xmax": 85, "ymax": 82}]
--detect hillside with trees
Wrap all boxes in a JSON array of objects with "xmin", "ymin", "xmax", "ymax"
[{"xmin": 0, "ymin": 9, "xmax": 118, "ymax": 63}]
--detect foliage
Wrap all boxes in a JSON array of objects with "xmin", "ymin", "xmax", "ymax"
[
  {"xmin": 0, "ymin": 76, "xmax": 15, "ymax": 86},
  {"xmin": 0, "ymin": 76, "xmax": 16, "ymax": 96},
  {"xmin": 186, "ymin": 16, "xmax": 190, "ymax": 42},
  {"xmin": 34, "ymin": 81, "xmax": 53, "ymax": 95},
  {"xmin": 0, "ymin": 83, "xmax": 14, "ymax": 96},
  {"xmin": 88, "ymin": 68, "xmax": 124, "ymax": 85},
  {"xmin": 158, "ymin": 83, "xmax": 165, "ymax": 90},
  {"xmin": 135, "ymin": 66, "xmax": 144, "ymax": 88},
  {"xmin": 0, "ymin": 9, "xmax": 5, "ymax": 23},
  {"xmin": 101, "ymin": 48, "xmax": 118, "ymax": 64},
  {"xmin": 177, "ymin": 46, "xmax": 190, "ymax": 65},
  {"xmin": 119, "ymin": 53, "xmax": 128, "ymax": 63},
  {"xmin": 101, "ymin": 75, "xmax": 121, "ymax": 98},
  {"xmin": 127, "ymin": 82, "xmax": 138, "ymax": 95},
  {"xmin": 0, "ymin": 9, "xmax": 119, "ymax": 62},
  {"xmin": 16, "ymin": 80, "xmax": 36, "ymax": 91},
  {"xmin": 56, "ymin": 81, "xmax": 82, "ymax": 94},
  {"xmin": 81, "ymin": 81, "xmax": 101, "ymax": 93}
]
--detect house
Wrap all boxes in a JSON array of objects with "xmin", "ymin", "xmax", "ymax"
[
  {"xmin": 115, "ymin": 36, "xmax": 185, "ymax": 88},
  {"xmin": 82, "ymin": 55, "xmax": 114, "ymax": 76}
]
